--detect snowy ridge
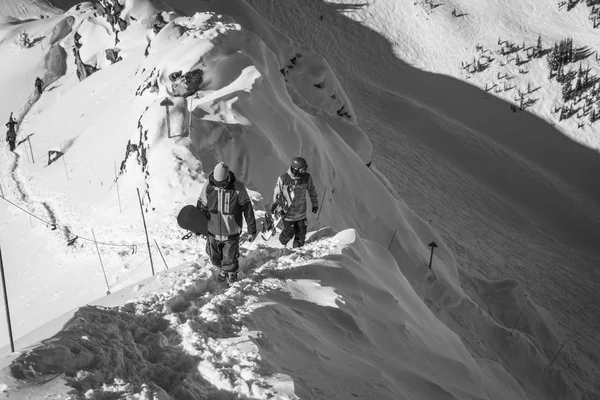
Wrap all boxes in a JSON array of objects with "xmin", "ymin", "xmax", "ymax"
[
  {"xmin": 0, "ymin": 0, "xmax": 597, "ymax": 399},
  {"xmin": 5, "ymin": 229, "xmax": 533, "ymax": 399}
]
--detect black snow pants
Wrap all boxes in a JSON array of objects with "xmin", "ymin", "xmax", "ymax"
[
  {"xmin": 205, "ymin": 234, "xmax": 240, "ymax": 272},
  {"xmin": 279, "ymin": 219, "xmax": 307, "ymax": 248}
]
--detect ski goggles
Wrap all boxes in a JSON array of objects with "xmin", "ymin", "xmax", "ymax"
[{"xmin": 291, "ymin": 166, "xmax": 308, "ymax": 175}]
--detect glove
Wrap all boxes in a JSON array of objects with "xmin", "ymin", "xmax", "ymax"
[
  {"xmin": 247, "ymin": 232, "xmax": 258, "ymax": 243},
  {"xmin": 312, "ymin": 205, "xmax": 318, "ymax": 214}
]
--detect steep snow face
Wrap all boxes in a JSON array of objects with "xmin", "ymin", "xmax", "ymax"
[{"xmin": 0, "ymin": 0, "xmax": 59, "ymax": 20}]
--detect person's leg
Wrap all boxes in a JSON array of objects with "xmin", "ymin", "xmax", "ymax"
[
  {"xmin": 278, "ymin": 220, "xmax": 295, "ymax": 246},
  {"xmin": 221, "ymin": 237, "xmax": 240, "ymax": 273},
  {"xmin": 205, "ymin": 235, "xmax": 223, "ymax": 268},
  {"xmin": 292, "ymin": 219, "xmax": 307, "ymax": 248}
]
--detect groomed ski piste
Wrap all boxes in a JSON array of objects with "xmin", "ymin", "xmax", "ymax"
[{"xmin": 0, "ymin": 0, "xmax": 598, "ymax": 399}]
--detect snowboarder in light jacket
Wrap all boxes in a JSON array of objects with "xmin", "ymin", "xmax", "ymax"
[
  {"xmin": 271, "ymin": 157, "xmax": 318, "ymax": 248},
  {"xmin": 197, "ymin": 162, "xmax": 257, "ymax": 283}
]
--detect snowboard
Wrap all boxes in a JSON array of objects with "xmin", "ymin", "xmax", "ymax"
[
  {"xmin": 177, "ymin": 205, "xmax": 209, "ymax": 236},
  {"xmin": 261, "ymin": 211, "xmax": 283, "ymax": 241}
]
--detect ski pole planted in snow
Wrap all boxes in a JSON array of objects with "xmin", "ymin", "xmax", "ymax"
[
  {"xmin": 160, "ymin": 98, "xmax": 174, "ymax": 138},
  {"xmin": 428, "ymin": 241, "xmax": 438, "ymax": 269},
  {"xmin": 0, "ymin": 246, "xmax": 15, "ymax": 352},
  {"xmin": 137, "ymin": 188, "xmax": 155, "ymax": 276},
  {"xmin": 92, "ymin": 229, "xmax": 110, "ymax": 294},
  {"xmin": 154, "ymin": 239, "xmax": 168, "ymax": 270}
]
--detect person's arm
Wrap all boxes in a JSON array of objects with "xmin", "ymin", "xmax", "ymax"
[
  {"xmin": 196, "ymin": 181, "xmax": 209, "ymax": 217},
  {"xmin": 307, "ymin": 175, "xmax": 318, "ymax": 209},
  {"xmin": 239, "ymin": 185, "xmax": 256, "ymax": 234}
]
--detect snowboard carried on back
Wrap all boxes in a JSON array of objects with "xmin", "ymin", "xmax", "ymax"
[{"xmin": 177, "ymin": 205, "xmax": 209, "ymax": 236}]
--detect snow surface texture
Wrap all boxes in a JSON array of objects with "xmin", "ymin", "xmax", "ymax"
[{"xmin": 0, "ymin": 0, "xmax": 597, "ymax": 399}]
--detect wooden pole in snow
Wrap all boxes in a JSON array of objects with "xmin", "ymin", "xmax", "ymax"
[
  {"xmin": 0, "ymin": 247, "xmax": 15, "ymax": 352},
  {"xmin": 137, "ymin": 188, "xmax": 155, "ymax": 276}
]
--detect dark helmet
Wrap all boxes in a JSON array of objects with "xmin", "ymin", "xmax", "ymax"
[{"xmin": 291, "ymin": 157, "xmax": 308, "ymax": 175}]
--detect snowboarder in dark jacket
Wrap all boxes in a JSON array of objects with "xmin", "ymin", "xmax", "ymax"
[
  {"xmin": 35, "ymin": 77, "xmax": 44, "ymax": 95},
  {"xmin": 271, "ymin": 157, "xmax": 318, "ymax": 248},
  {"xmin": 5, "ymin": 113, "xmax": 17, "ymax": 151},
  {"xmin": 197, "ymin": 162, "xmax": 257, "ymax": 283}
]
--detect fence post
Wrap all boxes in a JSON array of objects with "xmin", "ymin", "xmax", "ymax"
[
  {"xmin": 317, "ymin": 185, "xmax": 327, "ymax": 220},
  {"xmin": 137, "ymin": 188, "xmax": 155, "ymax": 276},
  {"xmin": 27, "ymin": 136, "xmax": 34, "ymax": 164},
  {"xmin": 154, "ymin": 239, "xmax": 168, "ymax": 270},
  {"xmin": 114, "ymin": 161, "xmax": 122, "ymax": 213},
  {"xmin": 92, "ymin": 229, "xmax": 110, "ymax": 294},
  {"xmin": 0, "ymin": 246, "xmax": 15, "ymax": 352}
]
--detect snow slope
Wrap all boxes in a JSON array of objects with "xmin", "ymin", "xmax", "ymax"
[{"xmin": 0, "ymin": 0, "xmax": 597, "ymax": 399}]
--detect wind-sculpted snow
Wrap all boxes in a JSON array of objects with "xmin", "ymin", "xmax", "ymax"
[
  {"xmin": 8, "ymin": 230, "xmax": 532, "ymax": 399},
  {"xmin": 0, "ymin": 0, "xmax": 593, "ymax": 399}
]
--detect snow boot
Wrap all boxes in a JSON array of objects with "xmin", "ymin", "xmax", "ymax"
[
  {"xmin": 227, "ymin": 271, "xmax": 238, "ymax": 284},
  {"xmin": 217, "ymin": 270, "xmax": 227, "ymax": 283}
]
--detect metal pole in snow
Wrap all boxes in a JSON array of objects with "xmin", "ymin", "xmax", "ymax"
[
  {"xmin": 387, "ymin": 229, "xmax": 397, "ymax": 251},
  {"xmin": 154, "ymin": 239, "xmax": 168, "ymax": 270},
  {"xmin": 59, "ymin": 144, "xmax": 69, "ymax": 181},
  {"xmin": 92, "ymin": 229, "xmax": 110, "ymax": 294},
  {"xmin": 0, "ymin": 247, "xmax": 15, "ymax": 352},
  {"xmin": 160, "ymin": 98, "xmax": 174, "ymax": 139},
  {"xmin": 137, "ymin": 188, "xmax": 155, "ymax": 276},
  {"xmin": 114, "ymin": 161, "xmax": 122, "ymax": 213},
  {"xmin": 510, "ymin": 306, "xmax": 526, "ymax": 334},
  {"xmin": 27, "ymin": 136, "xmax": 34, "ymax": 164},
  {"xmin": 428, "ymin": 241, "xmax": 438, "ymax": 269},
  {"xmin": 547, "ymin": 338, "xmax": 568, "ymax": 369}
]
